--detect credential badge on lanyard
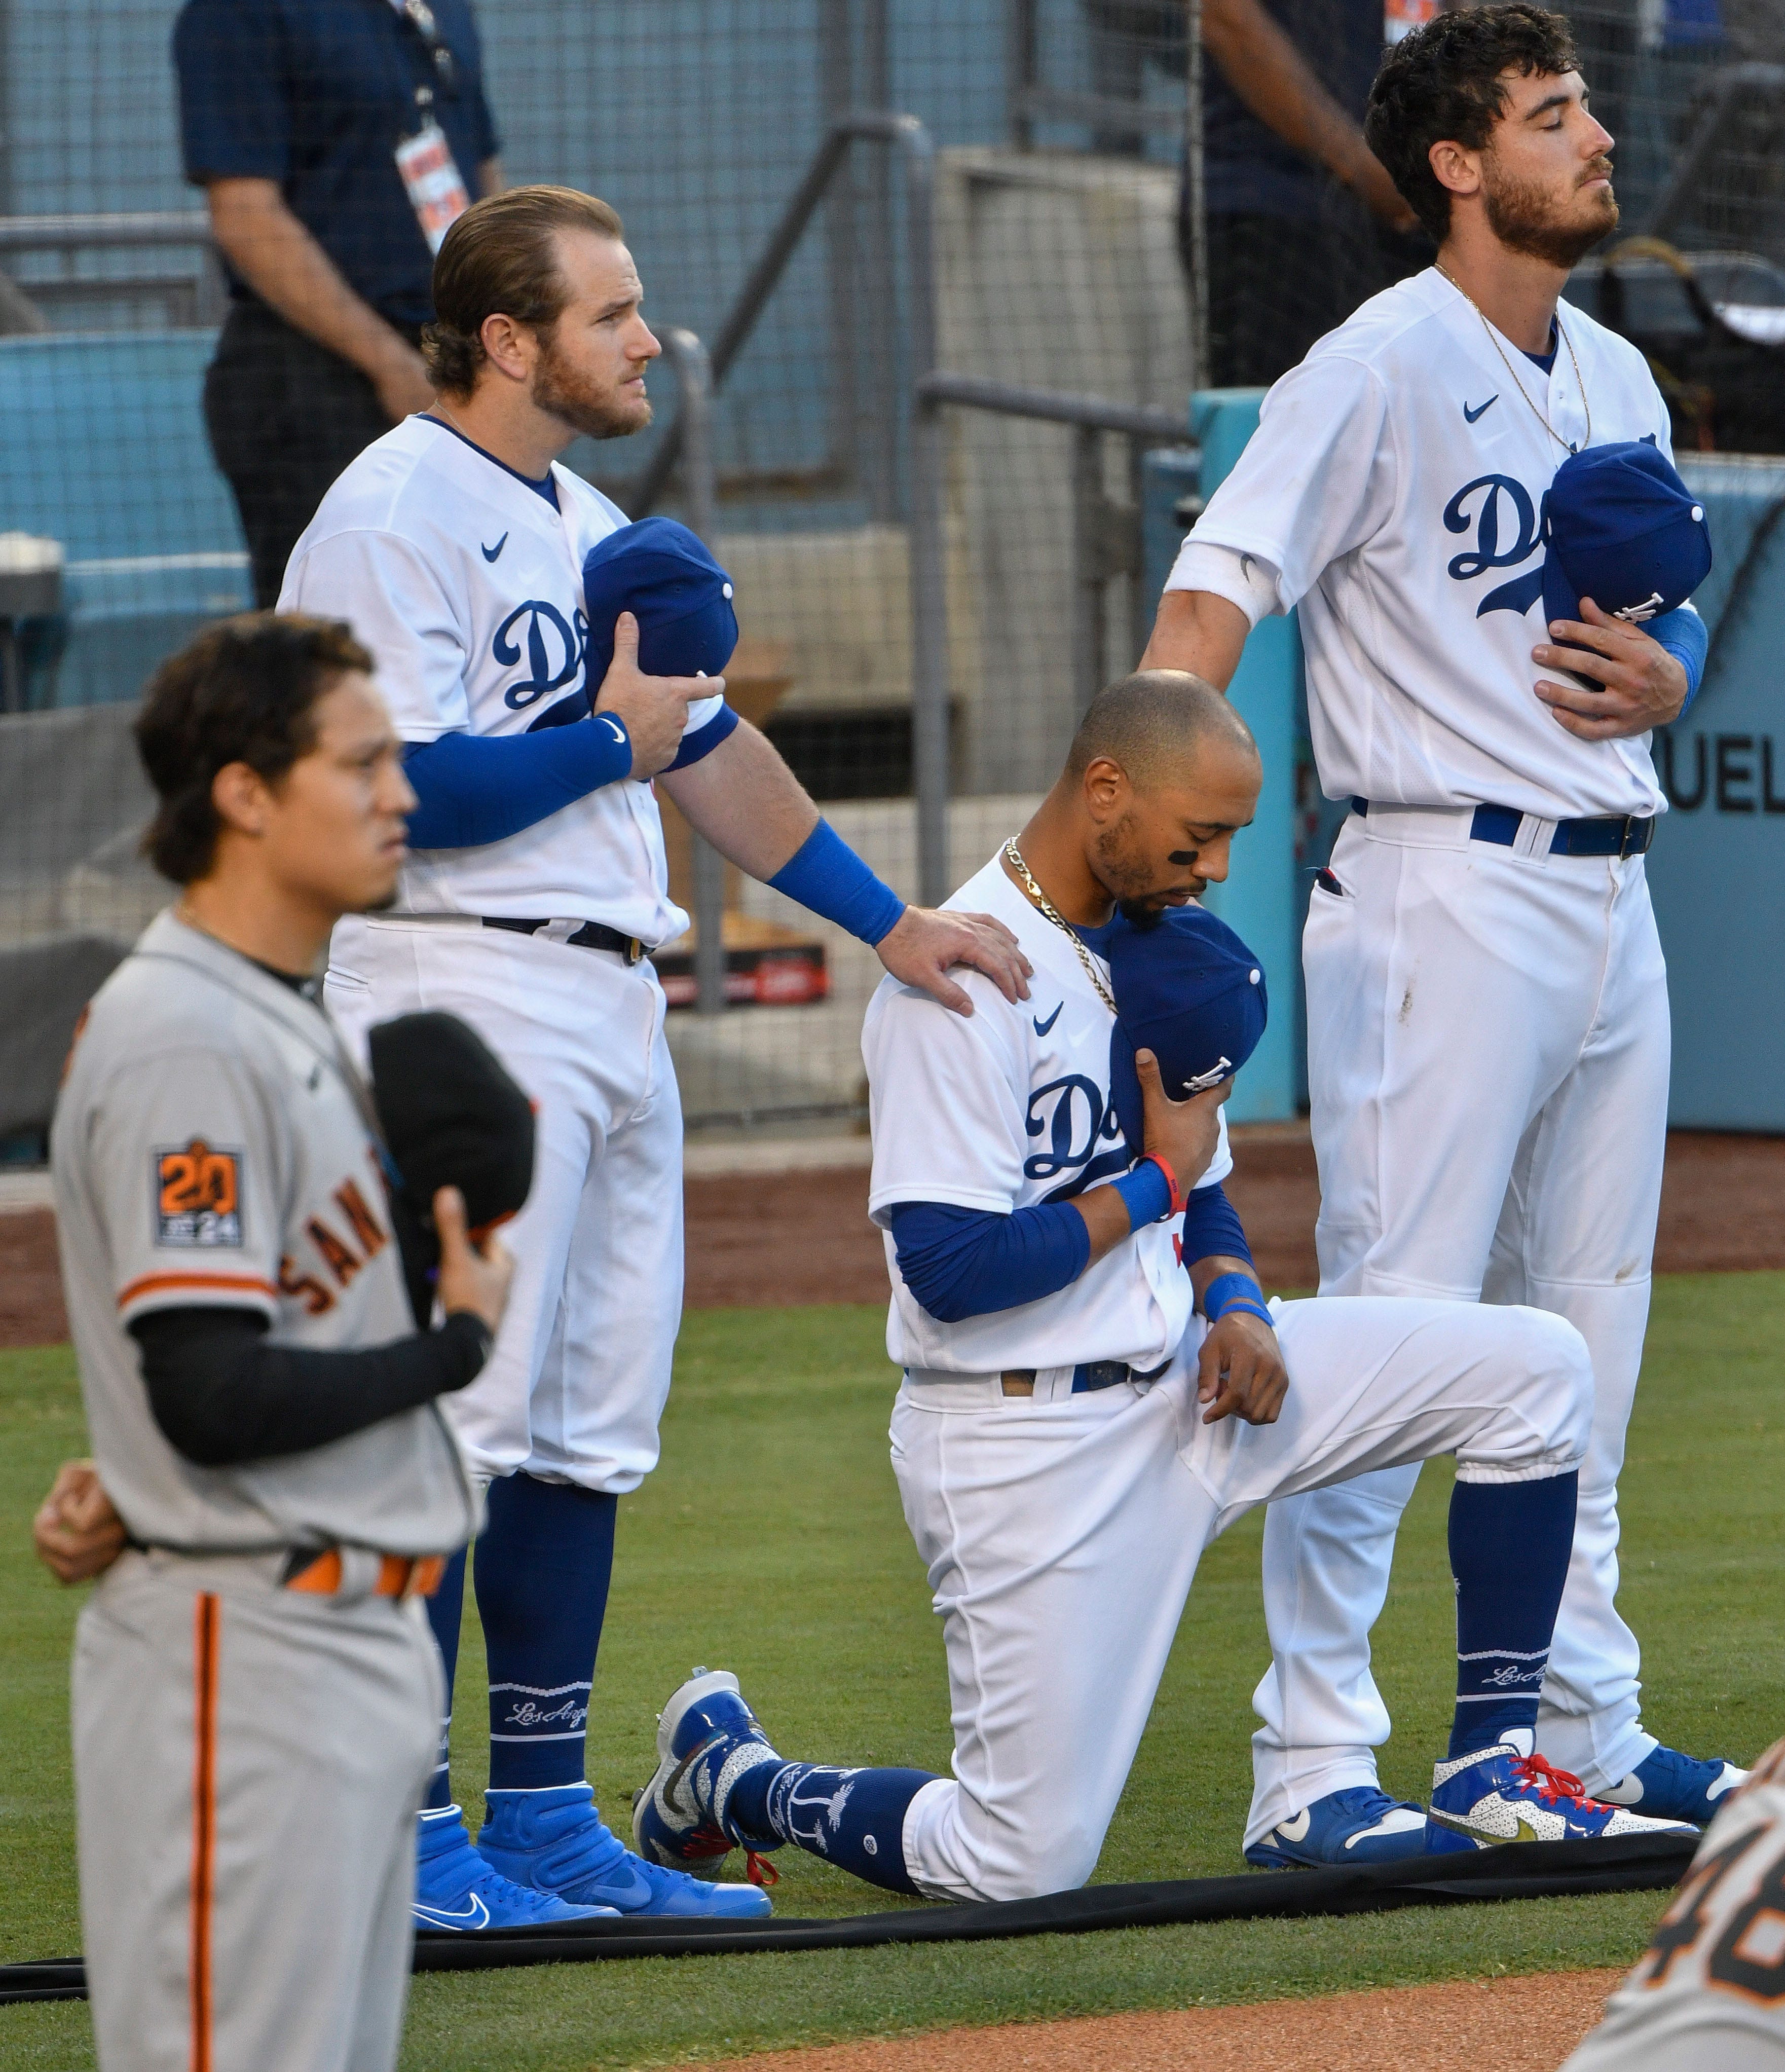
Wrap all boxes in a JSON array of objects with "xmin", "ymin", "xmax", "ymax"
[
  {"xmin": 395, "ymin": 122, "xmax": 470, "ymax": 252},
  {"xmin": 390, "ymin": 0, "xmax": 469, "ymax": 252}
]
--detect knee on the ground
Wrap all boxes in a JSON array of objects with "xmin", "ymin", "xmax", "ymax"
[{"xmin": 909, "ymin": 1785, "xmax": 1103, "ymax": 1903}]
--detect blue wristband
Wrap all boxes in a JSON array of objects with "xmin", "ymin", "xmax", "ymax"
[
  {"xmin": 1110, "ymin": 1160, "xmax": 1172, "ymax": 1232},
  {"xmin": 767, "ymin": 819, "xmax": 906, "ymax": 946},
  {"xmin": 1204, "ymin": 1270, "xmax": 1272, "ymax": 1326},
  {"xmin": 1651, "ymin": 605, "xmax": 1708, "ymax": 720}
]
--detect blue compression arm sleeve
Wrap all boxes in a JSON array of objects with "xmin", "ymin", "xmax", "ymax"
[
  {"xmin": 768, "ymin": 820, "xmax": 906, "ymax": 946},
  {"xmin": 1650, "ymin": 605, "xmax": 1708, "ymax": 718},
  {"xmin": 887, "ymin": 1200, "xmax": 1090, "ymax": 1322},
  {"xmin": 1179, "ymin": 1181, "xmax": 1254, "ymax": 1273},
  {"xmin": 402, "ymin": 721, "xmax": 634, "ymax": 849}
]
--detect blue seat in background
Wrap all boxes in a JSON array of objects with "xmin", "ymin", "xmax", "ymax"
[{"xmin": 0, "ymin": 331, "xmax": 252, "ymax": 706}]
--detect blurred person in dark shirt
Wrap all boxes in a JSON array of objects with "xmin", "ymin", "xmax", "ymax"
[
  {"xmin": 1191, "ymin": 0, "xmax": 1432, "ymax": 386},
  {"xmin": 174, "ymin": 0, "xmax": 503, "ymax": 605}
]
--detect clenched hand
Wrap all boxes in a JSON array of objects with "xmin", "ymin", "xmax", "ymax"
[{"xmin": 33, "ymin": 1459, "xmax": 126, "ymax": 1585}]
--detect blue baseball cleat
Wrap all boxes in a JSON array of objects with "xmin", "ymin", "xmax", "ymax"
[
  {"xmin": 1430, "ymin": 1745, "xmax": 1698, "ymax": 1845},
  {"xmin": 478, "ymin": 1780, "xmax": 772, "ymax": 1918},
  {"xmin": 414, "ymin": 1804, "xmax": 615, "ymax": 1932},
  {"xmin": 633, "ymin": 1666, "xmax": 787, "ymax": 1882},
  {"xmin": 1245, "ymin": 1786, "xmax": 1431, "ymax": 1869},
  {"xmin": 1596, "ymin": 1745, "xmax": 1748, "ymax": 1827}
]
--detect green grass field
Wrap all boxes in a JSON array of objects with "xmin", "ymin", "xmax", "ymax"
[{"xmin": 2, "ymin": 1278, "xmax": 1781, "ymax": 2070}]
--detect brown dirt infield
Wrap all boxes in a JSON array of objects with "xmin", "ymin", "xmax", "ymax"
[
  {"xmin": 4, "ymin": 1127, "xmax": 1783, "ymax": 1348},
  {"xmin": 672, "ymin": 1966, "xmax": 1623, "ymax": 2072}
]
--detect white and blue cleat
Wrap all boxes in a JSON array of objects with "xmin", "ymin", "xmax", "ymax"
[
  {"xmin": 633, "ymin": 1667, "xmax": 787, "ymax": 1884},
  {"xmin": 414, "ymin": 1804, "xmax": 615, "ymax": 1932},
  {"xmin": 478, "ymin": 1780, "xmax": 772, "ymax": 1918},
  {"xmin": 1596, "ymin": 1745, "xmax": 1747, "ymax": 1827},
  {"xmin": 1245, "ymin": 1786, "xmax": 1431, "ymax": 1869},
  {"xmin": 1429, "ymin": 1745, "xmax": 1698, "ymax": 1847}
]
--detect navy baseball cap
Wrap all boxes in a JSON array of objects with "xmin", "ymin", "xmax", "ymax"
[
  {"xmin": 582, "ymin": 517, "xmax": 739, "ymax": 689},
  {"xmin": 1103, "ymin": 904, "xmax": 1269, "ymax": 1157},
  {"xmin": 1542, "ymin": 441, "xmax": 1713, "ymax": 633}
]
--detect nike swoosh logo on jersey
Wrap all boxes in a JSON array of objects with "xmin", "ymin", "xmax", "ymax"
[
  {"xmin": 1033, "ymin": 1003, "xmax": 1062, "ymax": 1037},
  {"xmin": 1463, "ymin": 396, "xmax": 1499, "ymax": 424},
  {"xmin": 481, "ymin": 533, "xmax": 509, "ymax": 562},
  {"xmin": 413, "ymin": 1894, "xmax": 492, "ymax": 1931}
]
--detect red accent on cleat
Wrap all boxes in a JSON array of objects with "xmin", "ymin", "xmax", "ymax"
[
  {"xmin": 745, "ymin": 1851, "xmax": 779, "ymax": 1886},
  {"xmin": 1515, "ymin": 1754, "xmax": 1595, "ymax": 1809}
]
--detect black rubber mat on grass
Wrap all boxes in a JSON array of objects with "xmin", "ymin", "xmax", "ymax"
[{"xmin": 0, "ymin": 1829, "xmax": 1695, "ymax": 2004}]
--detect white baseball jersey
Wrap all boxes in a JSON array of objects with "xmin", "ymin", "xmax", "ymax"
[
  {"xmin": 1564, "ymin": 1737, "xmax": 1785, "ymax": 2071},
  {"xmin": 279, "ymin": 413, "xmax": 726, "ymax": 945},
  {"xmin": 1167, "ymin": 268, "xmax": 1679, "ymax": 821},
  {"xmin": 863, "ymin": 853, "xmax": 1232, "ymax": 1377}
]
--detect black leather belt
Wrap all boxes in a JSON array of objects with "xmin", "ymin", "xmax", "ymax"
[
  {"xmin": 1000, "ymin": 1358, "xmax": 1172, "ymax": 1397},
  {"xmin": 1351, "ymin": 799, "xmax": 1653, "ymax": 859},
  {"xmin": 481, "ymin": 916, "xmax": 650, "ymax": 963}
]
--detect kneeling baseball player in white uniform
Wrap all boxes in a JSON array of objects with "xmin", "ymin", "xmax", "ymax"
[{"xmin": 630, "ymin": 673, "xmax": 1691, "ymax": 1903}]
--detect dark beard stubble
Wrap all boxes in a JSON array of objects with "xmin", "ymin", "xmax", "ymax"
[{"xmin": 1482, "ymin": 155, "xmax": 1619, "ymax": 271}]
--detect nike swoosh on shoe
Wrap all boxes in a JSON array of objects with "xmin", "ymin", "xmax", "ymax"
[{"xmin": 414, "ymin": 1894, "xmax": 492, "ymax": 1931}]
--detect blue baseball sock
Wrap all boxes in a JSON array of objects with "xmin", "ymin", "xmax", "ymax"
[
  {"xmin": 1447, "ymin": 1471, "xmax": 1578, "ymax": 1760},
  {"xmin": 421, "ymin": 1547, "xmax": 468, "ymax": 1812},
  {"xmin": 475, "ymin": 1473, "xmax": 618, "ymax": 1791},
  {"xmin": 728, "ymin": 1763, "xmax": 935, "ymax": 1895}
]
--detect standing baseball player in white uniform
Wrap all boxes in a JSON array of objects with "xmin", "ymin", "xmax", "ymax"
[
  {"xmin": 281, "ymin": 183, "xmax": 1029, "ymax": 1927},
  {"xmin": 1142, "ymin": 3, "xmax": 1742, "ymax": 1867},
  {"xmin": 51, "ymin": 614, "xmax": 506, "ymax": 2072},
  {"xmin": 629, "ymin": 673, "xmax": 1688, "ymax": 1904}
]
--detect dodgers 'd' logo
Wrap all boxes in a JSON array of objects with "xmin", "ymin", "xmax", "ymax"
[
  {"xmin": 1024, "ymin": 1075, "xmax": 1129, "ymax": 1199},
  {"xmin": 495, "ymin": 600, "xmax": 589, "ymax": 709},
  {"xmin": 1443, "ymin": 473, "xmax": 1547, "ymax": 619}
]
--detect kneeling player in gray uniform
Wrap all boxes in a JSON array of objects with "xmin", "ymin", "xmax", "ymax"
[
  {"xmin": 50, "ymin": 614, "xmax": 513, "ymax": 2072},
  {"xmin": 631, "ymin": 672, "xmax": 1690, "ymax": 1903}
]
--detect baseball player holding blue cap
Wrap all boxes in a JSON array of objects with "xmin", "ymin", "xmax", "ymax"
[
  {"xmin": 628, "ymin": 671, "xmax": 1689, "ymax": 1903},
  {"xmin": 1144, "ymin": 3, "xmax": 1743, "ymax": 1868},
  {"xmin": 280, "ymin": 183, "xmax": 1029, "ymax": 1931}
]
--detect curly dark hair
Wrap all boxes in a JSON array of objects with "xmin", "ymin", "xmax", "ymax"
[
  {"xmin": 1365, "ymin": 4, "xmax": 1581, "ymax": 244},
  {"xmin": 422, "ymin": 185, "xmax": 625, "ymax": 396},
  {"xmin": 135, "ymin": 613, "xmax": 374, "ymax": 885}
]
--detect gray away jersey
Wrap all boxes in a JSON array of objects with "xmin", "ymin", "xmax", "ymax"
[{"xmin": 52, "ymin": 909, "xmax": 480, "ymax": 1557}]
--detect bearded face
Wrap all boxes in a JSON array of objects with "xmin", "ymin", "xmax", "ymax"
[
  {"xmin": 1481, "ymin": 144, "xmax": 1619, "ymax": 270},
  {"xmin": 530, "ymin": 323, "xmax": 653, "ymax": 442}
]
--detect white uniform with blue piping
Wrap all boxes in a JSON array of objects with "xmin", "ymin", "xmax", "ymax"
[
  {"xmin": 1167, "ymin": 267, "xmax": 1685, "ymax": 1834},
  {"xmin": 863, "ymin": 854, "xmax": 1591, "ymax": 1901},
  {"xmin": 281, "ymin": 413, "xmax": 720, "ymax": 1490}
]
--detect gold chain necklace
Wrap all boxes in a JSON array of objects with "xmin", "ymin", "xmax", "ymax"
[
  {"xmin": 1436, "ymin": 263, "xmax": 1591, "ymax": 454},
  {"xmin": 1002, "ymin": 838, "xmax": 1117, "ymax": 1016}
]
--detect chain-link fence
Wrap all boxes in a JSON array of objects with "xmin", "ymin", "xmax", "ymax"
[{"xmin": 2, "ymin": 0, "xmax": 1781, "ymax": 1153}]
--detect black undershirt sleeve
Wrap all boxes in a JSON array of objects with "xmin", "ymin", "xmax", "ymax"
[{"xmin": 129, "ymin": 1306, "xmax": 492, "ymax": 1469}]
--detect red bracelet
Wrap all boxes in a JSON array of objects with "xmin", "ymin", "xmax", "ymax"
[{"xmin": 1141, "ymin": 1152, "xmax": 1188, "ymax": 1216}]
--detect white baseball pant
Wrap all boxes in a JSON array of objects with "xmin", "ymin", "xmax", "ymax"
[
  {"xmin": 894, "ymin": 1294, "xmax": 1591, "ymax": 1903},
  {"xmin": 1246, "ymin": 806, "xmax": 1670, "ymax": 1848},
  {"xmin": 326, "ymin": 915, "xmax": 684, "ymax": 1493},
  {"xmin": 74, "ymin": 1549, "xmax": 438, "ymax": 2072}
]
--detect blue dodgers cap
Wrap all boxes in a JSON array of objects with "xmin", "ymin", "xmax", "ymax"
[
  {"xmin": 1541, "ymin": 441, "xmax": 1713, "ymax": 633},
  {"xmin": 1103, "ymin": 904, "xmax": 1268, "ymax": 1157},
  {"xmin": 581, "ymin": 517, "xmax": 739, "ymax": 689}
]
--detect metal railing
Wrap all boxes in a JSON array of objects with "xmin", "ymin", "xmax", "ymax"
[{"xmin": 0, "ymin": 211, "xmax": 225, "ymax": 329}]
